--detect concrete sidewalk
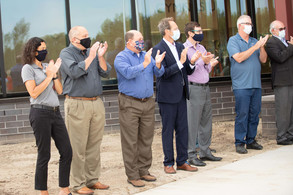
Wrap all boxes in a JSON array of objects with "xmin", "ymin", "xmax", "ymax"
[{"xmin": 136, "ymin": 145, "xmax": 293, "ymax": 195}]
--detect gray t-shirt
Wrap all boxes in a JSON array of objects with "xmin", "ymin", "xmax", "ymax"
[{"xmin": 21, "ymin": 63, "xmax": 59, "ymax": 107}]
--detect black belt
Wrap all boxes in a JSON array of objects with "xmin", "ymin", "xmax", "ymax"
[
  {"xmin": 189, "ymin": 82, "xmax": 209, "ymax": 87},
  {"xmin": 120, "ymin": 93, "xmax": 151, "ymax": 102},
  {"xmin": 31, "ymin": 104, "xmax": 59, "ymax": 111}
]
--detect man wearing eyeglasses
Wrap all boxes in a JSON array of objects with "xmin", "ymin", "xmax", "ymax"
[
  {"xmin": 183, "ymin": 22, "xmax": 222, "ymax": 167},
  {"xmin": 227, "ymin": 15, "xmax": 269, "ymax": 154},
  {"xmin": 265, "ymin": 20, "xmax": 293, "ymax": 145}
]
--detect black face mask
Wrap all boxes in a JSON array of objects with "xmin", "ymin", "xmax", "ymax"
[
  {"xmin": 79, "ymin": 37, "xmax": 91, "ymax": 48},
  {"xmin": 192, "ymin": 33, "xmax": 204, "ymax": 42},
  {"xmin": 36, "ymin": 49, "xmax": 48, "ymax": 61}
]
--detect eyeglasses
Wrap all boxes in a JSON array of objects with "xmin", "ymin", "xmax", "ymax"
[
  {"xmin": 191, "ymin": 30, "xmax": 203, "ymax": 33},
  {"xmin": 274, "ymin": 27, "xmax": 286, "ymax": 31},
  {"xmin": 241, "ymin": 22, "xmax": 253, "ymax": 27}
]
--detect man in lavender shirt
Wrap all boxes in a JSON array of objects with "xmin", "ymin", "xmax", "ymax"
[{"xmin": 183, "ymin": 22, "xmax": 222, "ymax": 166}]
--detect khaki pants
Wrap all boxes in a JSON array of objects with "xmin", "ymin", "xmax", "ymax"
[
  {"xmin": 64, "ymin": 97, "xmax": 105, "ymax": 191},
  {"xmin": 118, "ymin": 93, "xmax": 155, "ymax": 180}
]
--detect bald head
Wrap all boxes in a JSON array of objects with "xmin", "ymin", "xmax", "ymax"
[
  {"xmin": 125, "ymin": 30, "xmax": 143, "ymax": 43},
  {"xmin": 69, "ymin": 26, "xmax": 88, "ymax": 42},
  {"xmin": 270, "ymin": 20, "xmax": 285, "ymax": 35}
]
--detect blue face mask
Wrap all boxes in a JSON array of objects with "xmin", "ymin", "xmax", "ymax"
[
  {"xmin": 192, "ymin": 33, "xmax": 204, "ymax": 42},
  {"xmin": 171, "ymin": 29, "xmax": 181, "ymax": 41}
]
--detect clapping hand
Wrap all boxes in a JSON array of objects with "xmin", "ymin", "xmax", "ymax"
[
  {"xmin": 210, "ymin": 56, "xmax": 219, "ymax": 68},
  {"xmin": 46, "ymin": 58, "xmax": 62, "ymax": 78},
  {"xmin": 256, "ymin": 35, "xmax": 269, "ymax": 49},
  {"xmin": 190, "ymin": 50, "xmax": 201, "ymax": 64},
  {"xmin": 89, "ymin": 41, "xmax": 100, "ymax": 58},
  {"xmin": 143, "ymin": 48, "xmax": 153, "ymax": 68},
  {"xmin": 201, "ymin": 51, "xmax": 214, "ymax": 64},
  {"xmin": 155, "ymin": 50, "xmax": 166, "ymax": 67},
  {"xmin": 180, "ymin": 47, "xmax": 188, "ymax": 64},
  {"xmin": 98, "ymin": 41, "xmax": 108, "ymax": 57}
]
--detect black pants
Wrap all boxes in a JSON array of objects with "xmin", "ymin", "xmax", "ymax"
[{"xmin": 29, "ymin": 107, "xmax": 72, "ymax": 190}]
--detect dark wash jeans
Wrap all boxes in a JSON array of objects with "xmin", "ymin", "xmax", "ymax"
[
  {"xmin": 233, "ymin": 88, "xmax": 262, "ymax": 145},
  {"xmin": 29, "ymin": 107, "xmax": 72, "ymax": 190}
]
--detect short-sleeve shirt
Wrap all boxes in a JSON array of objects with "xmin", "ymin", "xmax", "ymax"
[
  {"xmin": 227, "ymin": 33, "xmax": 261, "ymax": 89},
  {"xmin": 21, "ymin": 63, "xmax": 59, "ymax": 106}
]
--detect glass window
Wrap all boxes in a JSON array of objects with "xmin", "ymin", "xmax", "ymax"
[
  {"xmin": 197, "ymin": 0, "xmax": 226, "ymax": 77},
  {"xmin": 255, "ymin": 0, "xmax": 275, "ymax": 74},
  {"xmin": 1, "ymin": 0, "xmax": 67, "ymax": 93},
  {"xmin": 136, "ymin": 0, "xmax": 190, "ymax": 50},
  {"xmin": 228, "ymin": 0, "xmax": 247, "ymax": 37},
  {"xmin": 69, "ymin": 0, "xmax": 132, "ymax": 85}
]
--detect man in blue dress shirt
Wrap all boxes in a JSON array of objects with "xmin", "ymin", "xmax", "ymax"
[
  {"xmin": 227, "ymin": 15, "xmax": 268, "ymax": 154},
  {"xmin": 114, "ymin": 30, "xmax": 165, "ymax": 187}
]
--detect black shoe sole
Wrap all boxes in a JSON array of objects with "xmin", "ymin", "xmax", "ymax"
[{"xmin": 200, "ymin": 157, "xmax": 222, "ymax": 161}]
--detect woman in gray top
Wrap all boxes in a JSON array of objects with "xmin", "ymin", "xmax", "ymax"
[{"xmin": 21, "ymin": 37, "xmax": 72, "ymax": 195}]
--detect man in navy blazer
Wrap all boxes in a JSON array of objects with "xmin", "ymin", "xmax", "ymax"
[{"xmin": 152, "ymin": 17, "xmax": 200, "ymax": 174}]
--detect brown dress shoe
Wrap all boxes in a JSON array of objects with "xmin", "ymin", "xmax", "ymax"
[
  {"xmin": 127, "ymin": 179, "xmax": 145, "ymax": 187},
  {"xmin": 177, "ymin": 162, "xmax": 198, "ymax": 172},
  {"xmin": 75, "ymin": 187, "xmax": 94, "ymax": 195},
  {"xmin": 164, "ymin": 165, "xmax": 176, "ymax": 174},
  {"xmin": 140, "ymin": 174, "xmax": 157, "ymax": 182},
  {"xmin": 89, "ymin": 181, "xmax": 110, "ymax": 190}
]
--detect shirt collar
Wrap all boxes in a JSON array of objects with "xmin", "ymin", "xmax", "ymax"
[
  {"xmin": 69, "ymin": 43, "xmax": 87, "ymax": 55},
  {"xmin": 185, "ymin": 39, "xmax": 193, "ymax": 47},
  {"xmin": 125, "ymin": 47, "xmax": 141, "ymax": 57},
  {"xmin": 163, "ymin": 38, "xmax": 176, "ymax": 47},
  {"xmin": 273, "ymin": 35, "xmax": 288, "ymax": 47},
  {"xmin": 236, "ymin": 33, "xmax": 252, "ymax": 43},
  {"xmin": 31, "ymin": 63, "xmax": 45, "ymax": 69},
  {"xmin": 273, "ymin": 35, "xmax": 286, "ymax": 42},
  {"xmin": 185, "ymin": 39, "xmax": 202, "ymax": 50}
]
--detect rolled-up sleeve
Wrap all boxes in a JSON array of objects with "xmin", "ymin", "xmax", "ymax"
[{"xmin": 98, "ymin": 61, "xmax": 112, "ymax": 78}]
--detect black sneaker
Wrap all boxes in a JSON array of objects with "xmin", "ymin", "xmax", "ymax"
[
  {"xmin": 246, "ymin": 141, "xmax": 263, "ymax": 150},
  {"xmin": 236, "ymin": 144, "xmax": 248, "ymax": 154},
  {"xmin": 277, "ymin": 140, "xmax": 293, "ymax": 145}
]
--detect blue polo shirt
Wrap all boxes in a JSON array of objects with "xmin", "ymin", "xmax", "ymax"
[
  {"xmin": 227, "ymin": 33, "xmax": 261, "ymax": 89},
  {"xmin": 114, "ymin": 47, "xmax": 165, "ymax": 99}
]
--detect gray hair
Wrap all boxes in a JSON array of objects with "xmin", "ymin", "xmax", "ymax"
[
  {"xmin": 236, "ymin": 15, "xmax": 251, "ymax": 29},
  {"xmin": 158, "ymin": 17, "xmax": 173, "ymax": 36},
  {"xmin": 269, "ymin": 20, "xmax": 277, "ymax": 34}
]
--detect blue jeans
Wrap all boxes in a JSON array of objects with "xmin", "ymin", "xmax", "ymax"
[{"xmin": 233, "ymin": 88, "xmax": 262, "ymax": 145}]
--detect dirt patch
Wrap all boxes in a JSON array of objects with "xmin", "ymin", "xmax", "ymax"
[{"xmin": 0, "ymin": 121, "xmax": 279, "ymax": 195}]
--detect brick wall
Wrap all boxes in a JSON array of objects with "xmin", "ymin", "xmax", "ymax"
[
  {"xmin": 261, "ymin": 95, "xmax": 277, "ymax": 139},
  {"xmin": 0, "ymin": 78, "xmax": 273, "ymax": 144}
]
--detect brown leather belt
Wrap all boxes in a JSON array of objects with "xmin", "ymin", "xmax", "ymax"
[
  {"xmin": 65, "ymin": 95, "xmax": 99, "ymax": 101},
  {"xmin": 120, "ymin": 93, "xmax": 151, "ymax": 102}
]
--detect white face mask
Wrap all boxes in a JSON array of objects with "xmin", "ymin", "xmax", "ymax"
[
  {"xmin": 279, "ymin": 30, "xmax": 286, "ymax": 38},
  {"xmin": 243, "ymin": 25, "xmax": 252, "ymax": 34},
  {"xmin": 171, "ymin": 29, "xmax": 181, "ymax": 41}
]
